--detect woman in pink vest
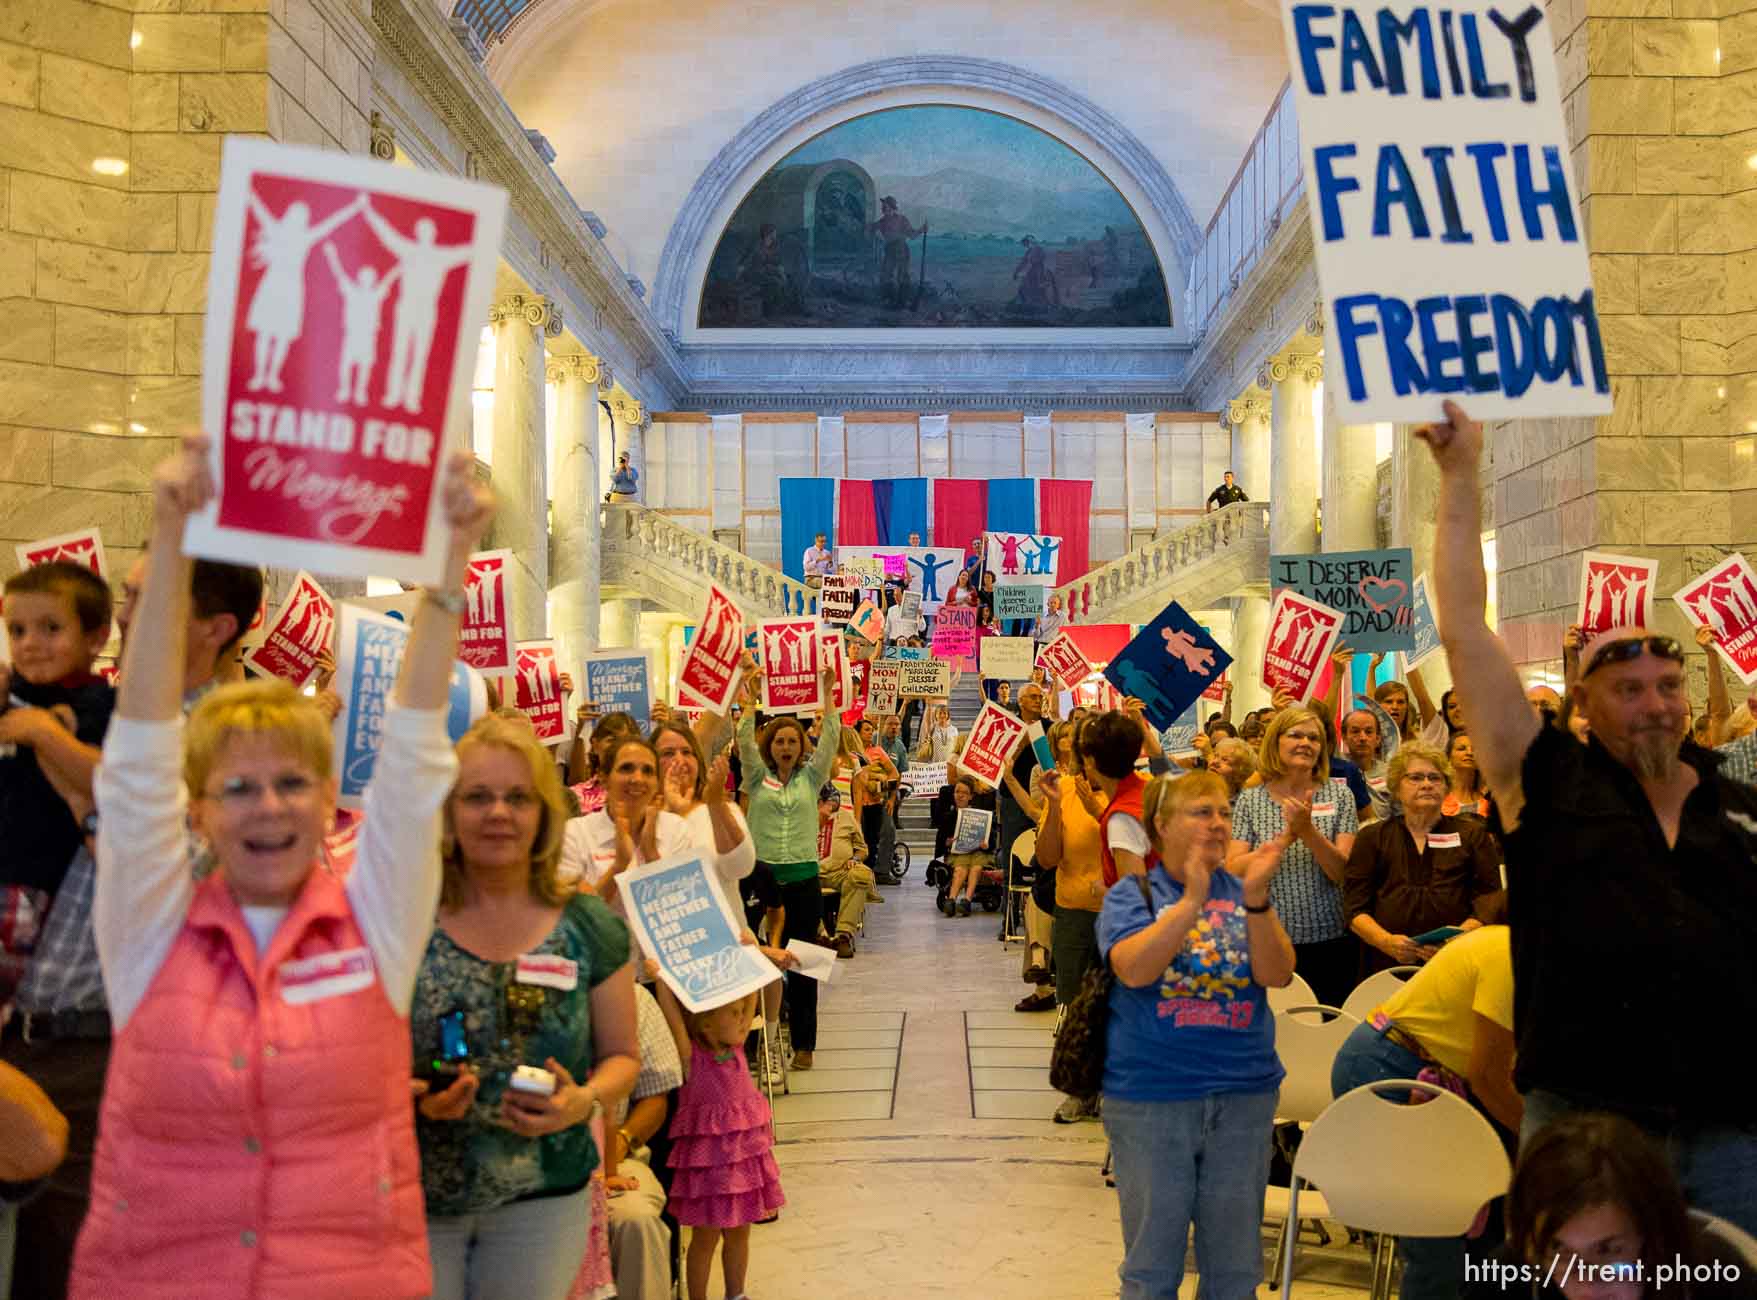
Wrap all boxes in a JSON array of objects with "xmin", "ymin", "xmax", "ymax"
[{"xmin": 71, "ymin": 437, "xmax": 494, "ymax": 1300}]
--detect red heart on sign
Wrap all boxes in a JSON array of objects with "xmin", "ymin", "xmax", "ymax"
[{"xmin": 1359, "ymin": 576, "xmax": 1408, "ymax": 614}]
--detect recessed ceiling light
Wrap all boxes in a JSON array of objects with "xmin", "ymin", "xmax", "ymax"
[
  {"xmin": 131, "ymin": 29, "xmax": 143, "ymax": 48},
  {"xmin": 92, "ymin": 157, "xmax": 128, "ymax": 176}
]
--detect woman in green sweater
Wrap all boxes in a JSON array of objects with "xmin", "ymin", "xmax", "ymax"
[{"xmin": 736, "ymin": 667, "xmax": 840, "ymax": 1069}]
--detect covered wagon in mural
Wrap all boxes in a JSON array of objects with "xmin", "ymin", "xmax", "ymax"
[{"xmin": 697, "ymin": 106, "xmax": 1171, "ymax": 329}]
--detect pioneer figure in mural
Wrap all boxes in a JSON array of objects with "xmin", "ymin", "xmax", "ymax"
[
  {"xmin": 735, "ymin": 222, "xmax": 800, "ymax": 319},
  {"xmin": 869, "ymin": 197, "xmax": 927, "ymax": 308},
  {"xmin": 1012, "ymin": 236, "xmax": 1059, "ymax": 310}
]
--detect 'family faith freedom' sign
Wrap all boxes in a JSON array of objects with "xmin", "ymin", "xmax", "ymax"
[{"xmin": 1280, "ymin": 0, "xmax": 1611, "ymax": 423}]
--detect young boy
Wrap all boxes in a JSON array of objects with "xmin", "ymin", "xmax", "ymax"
[{"xmin": 1, "ymin": 561, "xmax": 116, "ymax": 1008}]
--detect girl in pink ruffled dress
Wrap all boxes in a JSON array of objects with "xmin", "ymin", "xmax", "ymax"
[{"xmin": 653, "ymin": 985, "xmax": 785, "ymax": 1300}]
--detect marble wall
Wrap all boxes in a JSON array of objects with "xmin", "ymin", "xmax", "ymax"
[{"xmin": 0, "ymin": 0, "xmax": 373, "ymax": 593}]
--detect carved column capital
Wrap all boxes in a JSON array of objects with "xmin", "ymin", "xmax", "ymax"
[
  {"xmin": 1260, "ymin": 352, "xmax": 1322, "ymax": 386},
  {"xmin": 1226, "ymin": 394, "xmax": 1269, "ymax": 427},
  {"xmin": 1304, "ymin": 300, "xmax": 1324, "ymax": 338},
  {"xmin": 490, "ymin": 294, "xmax": 562, "ymax": 337},
  {"xmin": 369, "ymin": 111, "xmax": 396, "ymax": 162},
  {"xmin": 612, "ymin": 397, "xmax": 645, "ymax": 427},
  {"xmin": 595, "ymin": 363, "xmax": 615, "ymax": 393},
  {"xmin": 545, "ymin": 352, "xmax": 602, "ymax": 385}
]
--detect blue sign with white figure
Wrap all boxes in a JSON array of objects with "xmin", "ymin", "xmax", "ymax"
[
  {"xmin": 333, "ymin": 604, "xmax": 485, "ymax": 810},
  {"xmin": 1280, "ymin": 0, "xmax": 1612, "ymax": 423},
  {"xmin": 1407, "ymin": 573, "xmax": 1441, "ymax": 668},
  {"xmin": 620, "ymin": 853, "xmax": 780, "ymax": 1013},
  {"xmin": 1102, "ymin": 600, "xmax": 1233, "ymax": 734}
]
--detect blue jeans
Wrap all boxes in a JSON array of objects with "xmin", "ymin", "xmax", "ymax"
[
  {"xmin": 1102, "ymin": 1089, "xmax": 1278, "ymax": 1300},
  {"xmin": 1331, "ymin": 1021, "xmax": 1475, "ymax": 1300},
  {"xmin": 427, "ymin": 1187, "xmax": 592, "ymax": 1300},
  {"xmin": 1522, "ymin": 1088, "xmax": 1757, "ymax": 1238}
]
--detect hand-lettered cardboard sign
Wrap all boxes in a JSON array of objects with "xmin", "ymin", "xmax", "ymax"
[
  {"xmin": 865, "ymin": 659, "xmax": 902, "ymax": 715},
  {"xmin": 994, "ymin": 583, "xmax": 1048, "ymax": 622},
  {"xmin": 1675, "ymin": 554, "xmax": 1757, "ymax": 686},
  {"xmin": 1280, "ymin": 0, "xmax": 1611, "ymax": 423},
  {"xmin": 757, "ymin": 616, "xmax": 823, "ymax": 714},
  {"xmin": 819, "ymin": 572, "xmax": 859, "ymax": 624},
  {"xmin": 677, "ymin": 585, "xmax": 745, "ymax": 713},
  {"xmin": 1577, "ymin": 551, "xmax": 1657, "ymax": 639},
  {"xmin": 1263, "ymin": 589, "xmax": 1345, "ymax": 704},
  {"xmin": 333, "ymin": 603, "xmax": 486, "ymax": 809},
  {"xmin": 897, "ymin": 656, "xmax": 951, "ymax": 698},
  {"xmin": 1271, "ymin": 548, "xmax": 1415, "ymax": 653},
  {"xmin": 951, "ymin": 807, "xmax": 993, "ymax": 855},
  {"xmin": 243, "ymin": 570, "xmax": 334, "ymax": 686},
  {"xmin": 1037, "ymin": 632, "xmax": 1096, "ymax": 688},
  {"xmin": 957, "ymin": 701, "xmax": 1028, "ymax": 790},
  {"xmin": 583, "ymin": 649, "xmax": 652, "ymax": 725},
  {"xmin": 1102, "ymin": 600, "xmax": 1233, "ymax": 732},
  {"xmin": 984, "ymin": 532, "xmax": 1062, "ymax": 585},
  {"xmin": 510, "ymin": 640, "xmax": 565, "ymax": 741},
  {"xmin": 931, "ymin": 604, "xmax": 978, "ymax": 661},
  {"xmin": 980, "ymin": 636, "xmax": 1036, "ymax": 682},
  {"xmin": 457, "ymin": 548, "xmax": 513, "ymax": 672},
  {"xmin": 833, "ymin": 550, "xmax": 885, "ymax": 589},
  {"xmin": 901, "ymin": 590, "xmax": 923, "ymax": 622},
  {"xmin": 189, "ymin": 139, "xmax": 508, "ymax": 584},
  {"xmin": 15, "ymin": 528, "xmax": 107, "ymax": 579}
]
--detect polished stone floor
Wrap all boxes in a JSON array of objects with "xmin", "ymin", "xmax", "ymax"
[{"xmin": 736, "ymin": 870, "xmax": 1380, "ymax": 1300}]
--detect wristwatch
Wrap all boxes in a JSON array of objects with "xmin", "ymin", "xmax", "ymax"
[
  {"xmin": 423, "ymin": 586, "xmax": 468, "ymax": 616},
  {"xmin": 1243, "ymin": 898, "xmax": 1272, "ymax": 913}
]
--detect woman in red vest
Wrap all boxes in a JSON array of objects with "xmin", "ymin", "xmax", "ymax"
[
  {"xmin": 72, "ymin": 439, "xmax": 492, "ymax": 1300},
  {"xmin": 1084, "ymin": 711, "xmax": 1154, "ymax": 886}
]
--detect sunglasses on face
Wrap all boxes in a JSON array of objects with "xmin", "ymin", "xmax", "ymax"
[{"xmin": 1582, "ymin": 635, "xmax": 1684, "ymax": 679}]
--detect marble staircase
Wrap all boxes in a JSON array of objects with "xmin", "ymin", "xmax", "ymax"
[
  {"xmin": 1053, "ymin": 500, "xmax": 1270, "ymax": 625},
  {"xmin": 599, "ymin": 502, "xmax": 819, "ymax": 621}
]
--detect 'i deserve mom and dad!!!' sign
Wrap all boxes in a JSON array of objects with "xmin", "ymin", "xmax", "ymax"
[{"xmin": 1281, "ymin": 0, "xmax": 1612, "ymax": 423}]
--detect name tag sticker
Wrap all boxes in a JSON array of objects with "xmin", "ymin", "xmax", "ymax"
[
  {"xmin": 279, "ymin": 946, "xmax": 375, "ymax": 1005},
  {"xmin": 516, "ymin": 954, "xmax": 579, "ymax": 991},
  {"xmin": 1366, "ymin": 776, "xmax": 1388, "ymax": 790},
  {"xmin": 1311, "ymin": 802, "xmax": 1338, "ymax": 817},
  {"xmin": 762, "ymin": 776, "xmax": 783, "ymax": 792},
  {"xmin": 1427, "ymin": 832, "xmax": 1462, "ymax": 849}
]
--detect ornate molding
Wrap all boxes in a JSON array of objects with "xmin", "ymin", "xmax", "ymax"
[
  {"xmin": 596, "ymin": 362, "xmax": 615, "ymax": 392},
  {"xmin": 1225, "ymin": 394, "xmax": 1269, "ymax": 428},
  {"xmin": 490, "ymin": 293, "xmax": 562, "ymax": 336},
  {"xmin": 370, "ymin": 0, "xmax": 686, "ymax": 403},
  {"xmin": 612, "ymin": 397, "xmax": 646, "ymax": 427},
  {"xmin": 688, "ymin": 389, "xmax": 1190, "ymax": 414},
  {"xmin": 546, "ymin": 352, "xmax": 601, "ymax": 385},
  {"xmin": 651, "ymin": 55, "xmax": 1203, "ymax": 335},
  {"xmin": 1304, "ymin": 300, "xmax": 1324, "ymax": 338}
]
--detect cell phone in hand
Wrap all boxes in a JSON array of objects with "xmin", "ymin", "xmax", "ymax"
[{"xmin": 428, "ymin": 1008, "xmax": 470, "ymax": 1077}]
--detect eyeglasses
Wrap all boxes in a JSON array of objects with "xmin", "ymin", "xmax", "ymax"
[
  {"xmin": 455, "ymin": 788, "xmax": 539, "ymax": 811},
  {"xmin": 1582, "ymin": 635, "xmax": 1683, "ymax": 679},
  {"xmin": 1400, "ymin": 771, "xmax": 1447, "ymax": 785},
  {"xmin": 206, "ymin": 773, "xmax": 319, "ymax": 806}
]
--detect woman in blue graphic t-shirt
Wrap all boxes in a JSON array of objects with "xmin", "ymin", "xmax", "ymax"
[{"xmin": 1097, "ymin": 769, "xmax": 1298, "ymax": 1300}]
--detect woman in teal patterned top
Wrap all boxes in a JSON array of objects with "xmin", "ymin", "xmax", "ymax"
[
  {"xmin": 411, "ymin": 714, "xmax": 640, "ymax": 1299},
  {"xmin": 736, "ymin": 665, "xmax": 840, "ymax": 1069}
]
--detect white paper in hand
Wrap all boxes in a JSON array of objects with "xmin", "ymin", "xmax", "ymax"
[{"xmin": 784, "ymin": 939, "xmax": 836, "ymax": 983}]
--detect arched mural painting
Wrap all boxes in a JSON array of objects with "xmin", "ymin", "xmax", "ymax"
[{"xmin": 698, "ymin": 106, "xmax": 1171, "ymax": 329}]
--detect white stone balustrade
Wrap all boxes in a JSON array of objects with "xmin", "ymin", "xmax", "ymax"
[
  {"xmin": 1054, "ymin": 502, "xmax": 1271, "ymax": 626},
  {"xmin": 601, "ymin": 504, "xmax": 818, "ymax": 620}
]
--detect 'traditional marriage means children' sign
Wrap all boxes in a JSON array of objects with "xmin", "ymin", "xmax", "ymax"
[
  {"xmin": 189, "ymin": 139, "xmax": 508, "ymax": 584},
  {"xmin": 1280, "ymin": 0, "xmax": 1611, "ymax": 423}
]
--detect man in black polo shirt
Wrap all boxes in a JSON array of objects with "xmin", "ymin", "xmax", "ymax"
[
  {"xmin": 1421, "ymin": 400, "xmax": 1757, "ymax": 1235},
  {"xmin": 1205, "ymin": 471, "xmax": 1248, "ymax": 512}
]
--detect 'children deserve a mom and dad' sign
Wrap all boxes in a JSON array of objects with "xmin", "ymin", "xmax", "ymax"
[{"xmin": 1282, "ymin": 0, "xmax": 1612, "ymax": 423}]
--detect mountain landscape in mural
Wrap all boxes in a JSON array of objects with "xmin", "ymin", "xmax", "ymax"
[{"xmin": 697, "ymin": 106, "xmax": 1171, "ymax": 329}]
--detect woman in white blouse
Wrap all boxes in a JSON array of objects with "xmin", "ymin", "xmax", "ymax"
[
  {"xmin": 916, "ymin": 702, "xmax": 960, "ymax": 763},
  {"xmin": 558, "ymin": 735, "xmax": 690, "ymax": 909},
  {"xmin": 651, "ymin": 719, "xmax": 755, "ymax": 885}
]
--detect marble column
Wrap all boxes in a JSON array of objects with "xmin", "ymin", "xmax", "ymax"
[
  {"xmin": 1390, "ymin": 424, "xmax": 1441, "ymax": 577},
  {"xmin": 1266, "ymin": 354, "xmax": 1322, "ymax": 556},
  {"xmin": 547, "ymin": 353, "xmax": 602, "ymax": 659},
  {"xmin": 601, "ymin": 596, "xmax": 640, "ymax": 650},
  {"xmin": 1227, "ymin": 390, "xmax": 1271, "ymax": 504},
  {"xmin": 1320, "ymin": 385, "xmax": 1379, "ymax": 553},
  {"xmin": 1232, "ymin": 594, "xmax": 1271, "ymax": 714},
  {"xmin": 614, "ymin": 397, "xmax": 649, "ymax": 498},
  {"xmin": 489, "ymin": 293, "xmax": 557, "ymax": 641},
  {"xmin": 595, "ymin": 363, "xmax": 617, "ymax": 497}
]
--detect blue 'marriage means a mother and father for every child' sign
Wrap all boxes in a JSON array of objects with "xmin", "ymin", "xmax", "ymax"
[
  {"xmin": 1281, "ymin": 0, "xmax": 1613, "ymax": 423},
  {"xmin": 619, "ymin": 853, "xmax": 781, "ymax": 1013}
]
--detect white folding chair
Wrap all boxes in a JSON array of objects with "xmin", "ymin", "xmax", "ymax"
[
  {"xmin": 1266, "ymin": 1005, "xmax": 1361, "ymax": 1280},
  {"xmin": 1003, "ymin": 828, "xmax": 1038, "ymax": 944},
  {"xmin": 1266, "ymin": 971, "xmax": 1316, "ymax": 1015},
  {"xmin": 1339, "ymin": 966, "xmax": 1422, "ymax": 1025},
  {"xmin": 1280, "ymin": 1079, "xmax": 1511, "ymax": 1300}
]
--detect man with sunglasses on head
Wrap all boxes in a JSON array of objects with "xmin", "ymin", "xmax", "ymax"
[{"xmin": 1421, "ymin": 400, "xmax": 1757, "ymax": 1237}]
